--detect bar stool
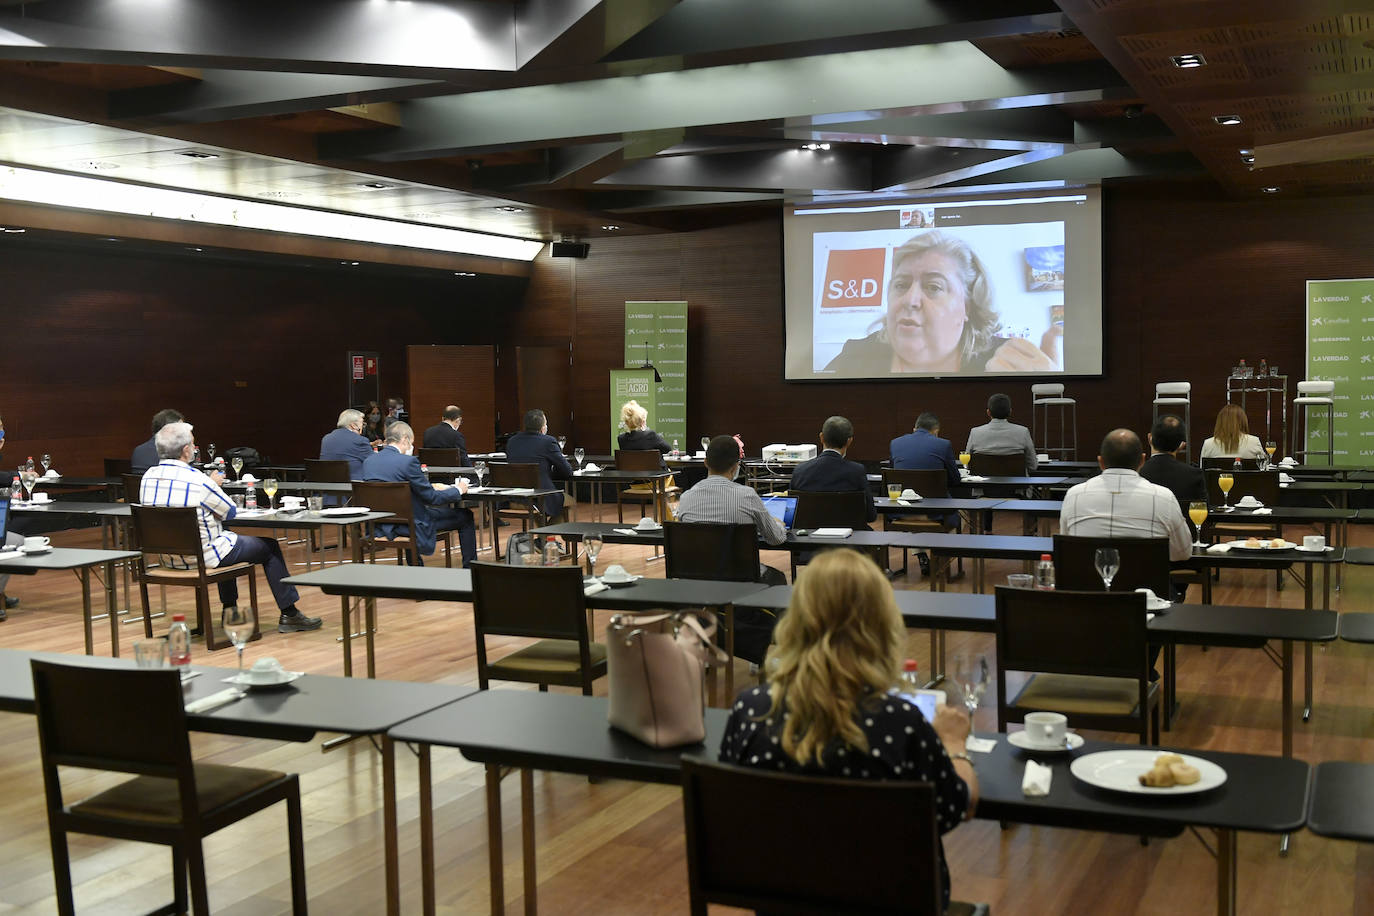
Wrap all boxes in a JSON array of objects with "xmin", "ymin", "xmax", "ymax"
[
  {"xmin": 1292, "ymin": 380, "xmax": 1335, "ymax": 465},
  {"xmin": 1031, "ymin": 383, "xmax": 1078, "ymax": 459},
  {"xmin": 1152, "ymin": 382, "xmax": 1192, "ymax": 460}
]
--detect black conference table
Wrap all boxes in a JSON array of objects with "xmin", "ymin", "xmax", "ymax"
[
  {"xmin": 0, "ymin": 647, "xmax": 474, "ymax": 916},
  {"xmin": 390, "ymin": 689, "xmax": 1308, "ymax": 916},
  {"xmin": 0, "ymin": 546, "xmax": 141, "ymax": 655},
  {"xmin": 1307, "ymin": 761, "xmax": 1374, "ymax": 844},
  {"xmin": 1337, "ymin": 612, "xmax": 1374, "ymax": 643}
]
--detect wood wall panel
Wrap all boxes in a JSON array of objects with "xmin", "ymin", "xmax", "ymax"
[
  {"xmin": 407, "ymin": 345, "xmax": 497, "ymax": 453},
  {"xmin": 521, "ymin": 181, "xmax": 1374, "ymax": 462}
]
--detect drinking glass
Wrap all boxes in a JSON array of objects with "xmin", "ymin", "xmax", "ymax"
[
  {"xmin": 574, "ymin": 447, "xmax": 585, "ymax": 468},
  {"xmin": 222, "ymin": 606, "xmax": 253, "ymax": 697},
  {"xmin": 231, "ymin": 456, "xmax": 244, "ymax": 480},
  {"xmin": 584, "ymin": 533, "xmax": 604, "ymax": 576},
  {"xmin": 886, "ymin": 483, "xmax": 902, "ymax": 501},
  {"xmin": 1218, "ymin": 472, "xmax": 1234, "ymax": 510},
  {"xmin": 953, "ymin": 654, "xmax": 989, "ymax": 719},
  {"xmin": 1188, "ymin": 500, "xmax": 1208, "ymax": 548},
  {"xmin": 700, "ymin": 436, "xmax": 711, "ymax": 455},
  {"xmin": 958, "ymin": 451, "xmax": 972, "ymax": 468},
  {"xmin": 557, "ymin": 435, "xmax": 567, "ymax": 451},
  {"xmin": 1094, "ymin": 547, "xmax": 1120, "ymax": 590},
  {"xmin": 21, "ymin": 468, "xmax": 38, "ymax": 502},
  {"xmin": 262, "ymin": 478, "xmax": 279, "ymax": 510},
  {"xmin": 1265, "ymin": 440, "xmax": 1277, "ymax": 462},
  {"xmin": 207, "ymin": 443, "xmax": 217, "ymax": 462},
  {"xmin": 40, "ymin": 454, "xmax": 51, "ymax": 474},
  {"xmin": 474, "ymin": 460, "xmax": 488, "ymax": 486}
]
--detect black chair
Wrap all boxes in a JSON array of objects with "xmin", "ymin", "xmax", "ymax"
[
  {"xmin": 663, "ymin": 521, "xmax": 759, "ymax": 582},
  {"xmin": 416, "ymin": 447, "xmax": 461, "ymax": 468},
  {"xmin": 104, "ymin": 457, "xmax": 133, "ymax": 477},
  {"xmin": 967, "ymin": 453, "xmax": 1026, "ymax": 477},
  {"xmin": 1051, "ymin": 535, "xmax": 1171, "ymax": 596},
  {"xmin": 614, "ymin": 448, "xmax": 679, "ymax": 522},
  {"xmin": 303, "ymin": 458, "xmax": 353, "ymax": 483},
  {"xmin": 1201, "ymin": 458, "xmax": 1262, "ymax": 471},
  {"xmin": 1203, "ymin": 470, "xmax": 1283, "ymax": 574},
  {"xmin": 469, "ymin": 562, "xmax": 606, "ymax": 693},
  {"xmin": 681, "ymin": 758, "xmax": 987, "ymax": 916},
  {"xmin": 353, "ymin": 480, "xmax": 454, "ymax": 567},
  {"xmin": 995, "ymin": 586, "xmax": 1159, "ymax": 745},
  {"xmin": 790, "ymin": 490, "xmax": 880, "ymax": 575},
  {"xmin": 31, "ymin": 660, "xmax": 307, "ymax": 915},
  {"xmin": 490, "ymin": 462, "xmax": 553, "ymax": 537},
  {"xmin": 881, "ymin": 468, "xmax": 961, "ymax": 577}
]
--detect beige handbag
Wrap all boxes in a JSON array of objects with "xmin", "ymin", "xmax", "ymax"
[{"xmin": 606, "ymin": 610, "xmax": 728, "ymax": 748}]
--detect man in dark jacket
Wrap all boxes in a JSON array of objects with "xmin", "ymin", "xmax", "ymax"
[
  {"xmin": 1139, "ymin": 414, "xmax": 1207, "ymax": 522},
  {"xmin": 320, "ymin": 408, "xmax": 373, "ymax": 479},
  {"xmin": 422, "ymin": 405, "xmax": 469, "ymax": 466},
  {"xmin": 789, "ymin": 415, "xmax": 877, "ymax": 526},
  {"xmin": 131, "ymin": 408, "xmax": 183, "ymax": 475},
  {"xmin": 362, "ymin": 422, "xmax": 476, "ymax": 565},
  {"xmin": 504, "ymin": 409, "xmax": 573, "ymax": 520}
]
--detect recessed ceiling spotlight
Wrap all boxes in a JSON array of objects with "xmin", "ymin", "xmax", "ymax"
[
  {"xmin": 453, "ymin": 271, "xmax": 476, "ymax": 277},
  {"xmin": 1261, "ymin": 186, "xmax": 1281, "ymax": 193},
  {"xmin": 1213, "ymin": 114, "xmax": 1243, "ymax": 126},
  {"xmin": 357, "ymin": 181, "xmax": 394, "ymax": 190},
  {"xmin": 801, "ymin": 142, "xmax": 832, "ymax": 151},
  {"xmin": 104, "ymin": 237, "xmax": 120, "ymax": 242},
  {"xmin": 1170, "ymin": 53, "xmax": 1207, "ymax": 68},
  {"xmin": 1, "ymin": 227, "xmax": 25, "ymax": 233},
  {"xmin": 81, "ymin": 161, "xmax": 120, "ymax": 171},
  {"xmin": 186, "ymin": 246, "xmax": 203, "ymax": 252},
  {"xmin": 339, "ymin": 260, "xmax": 360, "ymax": 266},
  {"xmin": 256, "ymin": 190, "xmax": 300, "ymax": 199},
  {"xmin": 601, "ymin": 225, "xmax": 620, "ymax": 231},
  {"xmin": 494, "ymin": 205, "xmax": 524, "ymax": 212},
  {"xmin": 1240, "ymin": 153, "xmax": 1255, "ymax": 165},
  {"xmin": 177, "ymin": 150, "xmax": 220, "ymax": 160}
]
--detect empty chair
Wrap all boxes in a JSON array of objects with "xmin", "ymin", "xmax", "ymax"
[
  {"xmin": 614, "ymin": 448, "xmax": 679, "ymax": 522},
  {"xmin": 416, "ymin": 447, "xmax": 461, "ymax": 468},
  {"xmin": 303, "ymin": 458, "xmax": 353, "ymax": 483},
  {"xmin": 31, "ymin": 660, "xmax": 307, "ymax": 915},
  {"xmin": 1052, "ymin": 535, "xmax": 1171, "ymax": 596},
  {"xmin": 1292, "ymin": 380, "xmax": 1336, "ymax": 466},
  {"xmin": 1201, "ymin": 457, "xmax": 1262, "ymax": 471},
  {"xmin": 104, "ymin": 457, "xmax": 133, "ymax": 478},
  {"xmin": 1152, "ymin": 382, "xmax": 1192, "ymax": 460},
  {"xmin": 663, "ymin": 521, "xmax": 760, "ymax": 582},
  {"xmin": 881, "ymin": 468, "xmax": 960, "ymax": 577},
  {"xmin": 791, "ymin": 489, "xmax": 880, "ymax": 576},
  {"xmin": 1031, "ymin": 382, "xmax": 1078, "ymax": 460}
]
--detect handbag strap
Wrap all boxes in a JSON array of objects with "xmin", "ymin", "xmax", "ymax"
[{"xmin": 609, "ymin": 610, "xmax": 729, "ymax": 663}]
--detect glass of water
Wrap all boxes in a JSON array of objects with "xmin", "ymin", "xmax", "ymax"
[
  {"xmin": 1094, "ymin": 547, "xmax": 1120, "ymax": 590},
  {"xmin": 574, "ymin": 447, "xmax": 585, "ymax": 468}
]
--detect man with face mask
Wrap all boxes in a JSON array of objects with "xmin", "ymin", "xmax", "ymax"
[{"xmin": 361, "ymin": 421, "xmax": 476, "ymax": 566}]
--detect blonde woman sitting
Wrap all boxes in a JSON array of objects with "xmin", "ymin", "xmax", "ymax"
[
  {"xmin": 719, "ymin": 548, "xmax": 977, "ymax": 909},
  {"xmin": 1199, "ymin": 403, "xmax": 1266, "ymax": 461},
  {"xmin": 617, "ymin": 399, "xmax": 671, "ymax": 454}
]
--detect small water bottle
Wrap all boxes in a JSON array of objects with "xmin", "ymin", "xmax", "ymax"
[
  {"xmin": 1259, "ymin": 357, "xmax": 1268, "ymax": 379},
  {"xmin": 1233, "ymin": 458, "xmax": 1242, "ymax": 471},
  {"xmin": 900, "ymin": 658, "xmax": 920, "ymax": 692},
  {"xmin": 168, "ymin": 613, "xmax": 191, "ymax": 668},
  {"xmin": 245, "ymin": 480, "xmax": 257, "ymax": 509},
  {"xmin": 24, "ymin": 455, "xmax": 34, "ymax": 472},
  {"xmin": 671, "ymin": 439, "xmax": 680, "ymax": 457},
  {"xmin": 10, "ymin": 475, "xmax": 20, "ymax": 498},
  {"xmin": 1035, "ymin": 553, "xmax": 1055, "ymax": 590}
]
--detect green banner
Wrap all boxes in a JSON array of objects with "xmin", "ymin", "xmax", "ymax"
[
  {"xmin": 608, "ymin": 369, "xmax": 657, "ymax": 454},
  {"xmin": 623, "ymin": 301, "xmax": 688, "ymax": 452},
  {"xmin": 1305, "ymin": 278, "xmax": 1374, "ymax": 463}
]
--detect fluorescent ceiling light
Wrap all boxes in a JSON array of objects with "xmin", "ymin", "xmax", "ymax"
[{"xmin": 0, "ymin": 165, "xmax": 545, "ymax": 261}]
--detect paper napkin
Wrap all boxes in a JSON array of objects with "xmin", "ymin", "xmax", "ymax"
[
  {"xmin": 185, "ymin": 688, "xmax": 241, "ymax": 714},
  {"xmin": 583, "ymin": 581, "xmax": 609, "ymax": 597},
  {"xmin": 613, "ymin": 528, "xmax": 640, "ymax": 536},
  {"xmin": 1206, "ymin": 543, "xmax": 1233, "ymax": 553},
  {"xmin": 962, "ymin": 475, "xmax": 987, "ymax": 483},
  {"xmin": 1022, "ymin": 760, "xmax": 1053, "ymax": 797},
  {"xmin": 965, "ymin": 736, "xmax": 997, "ymax": 754},
  {"xmin": 1250, "ymin": 507, "xmax": 1273, "ymax": 515}
]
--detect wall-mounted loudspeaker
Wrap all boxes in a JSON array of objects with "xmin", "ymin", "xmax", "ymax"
[{"xmin": 551, "ymin": 241, "xmax": 590, "ymax": 258}]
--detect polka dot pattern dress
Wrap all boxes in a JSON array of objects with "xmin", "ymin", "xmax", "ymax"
[{"xmin": 719, "ymin": 685, "xmax": 970, "ymax": 908}]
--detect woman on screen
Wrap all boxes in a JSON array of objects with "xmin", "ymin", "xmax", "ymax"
[{"xmin": 824, "ymin": 231, "xmax": 1059, "ymax": 374}]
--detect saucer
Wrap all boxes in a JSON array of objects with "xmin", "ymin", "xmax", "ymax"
[
  {"xmin": 600, "ymin": 574, "xmax": 641, "ymax": 588},
  {"xmin": 225, "ymin": 670, "xmax": 303, "ymax": 689},
  {"xmin": 1296, "ymin": 545, "xmax": 1334, "ymax": 553},
  {"xmin": 1008, "ymin": 731, "xmax": 1085, "ymax": 753},
  {"xmin": 19, "ymin": 545, "xmax": 53, "ymax": 555}
]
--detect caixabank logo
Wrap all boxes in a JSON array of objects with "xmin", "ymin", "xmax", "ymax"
[{"xmin": 821, "ymin": 248, "xmax": 885, "ymax": 308}]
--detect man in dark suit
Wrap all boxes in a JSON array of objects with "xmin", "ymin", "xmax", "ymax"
[
  {"xmin": 421, "ymin": 405, "xmax": 469, "ymax": 466},
  {"xmin": 504, "ymin": 408, "xmax": 573, "ymax": 520},
  {"xmin": 319, "ymin": 408, "xmax": 373, "ymax": 479},
  {"xmin": 1139, "ymin": 414, "xmax": 1207, "ymax": 506},
  {"xmin": 362, "ymin": 421, "xmax": 476, "ymax": 566},
  {"xmin": 131, "ymin": 408, "xmax": 183, "ymax": 475},
  {"xmin": 890, "ymin": 412, "xmax": 961, "ymax": 487},
  {"xmin": 789, "ymin": 415, "xmax": 877, "ymax": 526}
]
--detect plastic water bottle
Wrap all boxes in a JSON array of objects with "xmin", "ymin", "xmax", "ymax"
[
  {"xmin": 1035, "ymin": 553, "xmax": 1055, "ymax": 590},
  {"xmin": 900, "ymin": 658, "xmax": 920, "ymax": 691},
  {"xmin": 245, "ymin": 480, "xmax": 257, "ymax": 509},
  {"xmin": 9, "ymin": 476, "xmax": 19, "ymax": 498},
  {"xmin": 168, "ymin": 613, "xmax": 191, "ymax": 668},
  {"xmin": 671, "ymin": 439, "xmax": 680, "ymax": 457},
  {"xmin": 1233, "ymin": 458, "xmax": 1242, "ymax": 471}
]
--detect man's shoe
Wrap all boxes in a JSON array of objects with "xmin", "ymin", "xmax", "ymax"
[
  {"xmin": 3, "ymin": 596, "xmax": 18, "ymax": 609},
  {"xmin": 497, "ymin": 519, "xmax": 511, "ymax": 527},
  {"xmin": 278, "ymin": 611, "xmax": 323, "ymax": 633}
]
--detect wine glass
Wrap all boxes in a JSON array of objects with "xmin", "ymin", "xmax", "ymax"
[
  {"xmin": 207, "ymin": 443, "xmax": 216, "ymax": 463},
  {"xmin": 222, "ymin": 606, "xmax": 253, "ymax": 697},
  {"xmin": 700, "ymin": 436, "xmax": 711, "ymax": 455},
  {"xmin": 474, "ymin": 460, "xmax": 488, "ymax": 486},
  {"xmin": 958, "ymin": 451, "xmax": 972, "ymax": 468},
  {"xmin": 584, "ymin": 533, "xmax": 604, "ymax": 577},
  {"xmin": 1217, "ymin": 472, "xmax": 1234, "ymax": 510},
  {"xmin": 262, "ymin": 477, "xmax": 279, "ymax": 510},
  {"xmin": 953, "ymin": 654, "xmax": 990, "ymax": 720},
  {"xmin": 20, "ymin": 468, "xmax": 38, "ymax": 502},
  {"xmin": 40, "ymin": 454, "xmax": 51, "ymax": 474},
  {"xmin": 557, "ymin": 435, "xmax": 567, "ymax": 452},
  {"xmin": 573, "ymin": 447, "xmax": 585, "ymax": 469},
  {"xmin": 192, "ymin": 446, "xmax": 201, "ymax": 466},
  {"xmin": 1094, "ymin": 547, "xmax": 1120, "ymax": 591},
  {"xmin": 231, "ymin": 456, "xmax": 244, "ymax": 480},
  {"xmin": 1188, "ymin": 500, "xmax": 1208, "ymax": 548}
]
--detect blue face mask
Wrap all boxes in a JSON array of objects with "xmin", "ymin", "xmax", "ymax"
[{"xmin": 0, "ymin": 429, "xmax": 5, "ymax": 441}]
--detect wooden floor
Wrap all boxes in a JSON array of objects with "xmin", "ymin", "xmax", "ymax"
[{"xmin": 0, "ymin": 506, "xmax": 1371, "ymax": 915}]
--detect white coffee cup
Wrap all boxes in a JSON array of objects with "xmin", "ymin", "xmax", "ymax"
[
  {"xmin": 1237, "ymin": 495, "xmax": 1261, "ymax": 507},
  {"xmin": 636, "ymin": 516, "xmax": 659, "ymax": 529},
  {"xmin": 1036, "ymin": 453, "xmax": 1050, "ymax": 462},
  {"xmin": 601, "ymin": 563, "xmax": 631, "ymax": 583},
  {"xmin": 249, "ymin": 657, "xmax": 285, "ymax": 683},
  {"xmin": 32, "ymin": 492, "xmax": 51, "ymax": 503},
  {"xmin": 23, "ymin": 535, "xmax": 50, "ymax": 551},
  {"xmin": 1023, "ymin": 711, "xmax": 1068, "ymax": 745},
  {"xmin": 1304, "ymin": 535, "xmax": 1326, "ymax": 550},
  {"xmin": 281, "ymin": 496, "xmax": 304, "ymax": 509},
  {"xmin": 900, "ymin": 488, "xmax": 919, "ymax": 500}
]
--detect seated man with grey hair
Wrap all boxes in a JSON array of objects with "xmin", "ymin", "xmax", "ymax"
[
  {"xmin": 362, "ymin": 420, "xmax": 476, "ymax": 565},
  {"xmin": 320, "ymin": 407, "xmax": 373, "ymax": 479},
  {"xmin": 140, "ymin": 422, "xmax": 322, "ymax": 633}
]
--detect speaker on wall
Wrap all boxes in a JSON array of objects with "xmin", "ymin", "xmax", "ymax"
[{"xmin": 551, "ymin": 241, "xmax": 590, "ymax": 258}]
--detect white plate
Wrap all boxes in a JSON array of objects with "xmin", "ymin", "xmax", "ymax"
[
  {"xmin": 1070, "ymin": 750, "xmax": 1227, "ymax": 795},
  {"xmin": 223, "ymin": 670, "xmax": 304, "ymax": 688},
  {"xmin": 1295, "ymin": 545, "xmax": 1335, "ymax": 553},
  {"xmin": 600, "ymin": 574, "xmax": 642, "ymax": 587},
  {"xmin": 1008, "ymin": 731, "xmax": 1085, "ymax": 753},
  {"xmin": 633, "ymin": 525, "xmax": 663, "ymax": 533},
  {"xmin": 319, "ymin": 507, "xmax": 370, "ymax": 517},
  {"xmin": 1230, "ymin": 541, "xmax": 1294, "ymax": 551},
  {"xmin": 19, "ymin": 545, "xmax": 53, "ymax": 555}
]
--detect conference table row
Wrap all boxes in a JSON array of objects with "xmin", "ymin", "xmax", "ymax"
[{"xmin": 1, "ymin": 648, "xmax": 1370, "ymax": 916}]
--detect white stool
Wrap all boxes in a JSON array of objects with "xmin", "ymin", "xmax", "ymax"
[
  {"xmin": 1031, "ymin": 383, "xmax": 1078, "ymax": 459},
  {"xmin": 1292, "ymin": 380, "xmax": 1335, "ymax": 465},
  {"xmin": 1152, "ymin": 382, "xmax": 1192, "ymax": 460}
]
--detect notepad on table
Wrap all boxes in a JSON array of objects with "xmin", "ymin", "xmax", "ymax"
[{"xmin": 810, "ymin": 527, "xmax": 853, "ymax": 538}]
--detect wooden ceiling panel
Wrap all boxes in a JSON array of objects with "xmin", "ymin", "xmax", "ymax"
[{"xmin": 0, "ymin": 61, "xmax": 192, "ymax": 91}]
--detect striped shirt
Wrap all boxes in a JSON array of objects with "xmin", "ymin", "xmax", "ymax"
[
  {"xmin": 1059, "ymin": 468, "xmax": 1192, "ymax": 561},
  {"xmin": 676, "ymin": 474, "xmax": 787, "ymax": 545},
  {"xmin": 140, "ymin": 459, "xmax": 238, "ymax": 567}
]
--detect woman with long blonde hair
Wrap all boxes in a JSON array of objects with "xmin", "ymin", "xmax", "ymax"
[
  {"xmin": 719, "ymin": 548, "xmax": 977, "ymax": 907},
  {"xmin": 1200, "ymin": 403, "xmax": 1266, "ymax": 461}
]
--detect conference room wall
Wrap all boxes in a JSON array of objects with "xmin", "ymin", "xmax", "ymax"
[
  {"xmin": 518, "ymin": 181, "xmax": 1374, "ymax": 462},
  {"xmin": 0, "ymin": 244, "xmax": 524, "ymax": 474}
]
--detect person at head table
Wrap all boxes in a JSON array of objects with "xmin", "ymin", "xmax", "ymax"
[
  {"xmin": 617, "ymin": 400, "xmax": 670, "ymax": 456},
  {"xmin": 824, "ymin": 231, "xmax": 1061, "ymax": 375},
  {"xmin": 1199, "ymin": 403, "xmax": 1267, "ymax": 462},
  {"xmin": 718, "ymin": 548, "xmax": 977, "ymax": 911}
]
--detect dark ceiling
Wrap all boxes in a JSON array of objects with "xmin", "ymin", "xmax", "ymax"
[{"xmin": 0, "ymin": 0, "xmax": 1364, "ymax": 247}]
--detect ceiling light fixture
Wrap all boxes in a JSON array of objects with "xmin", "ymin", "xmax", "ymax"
[
  {"xmin": 358, "ymin": 181, "xmax": 394, "ymax": 190},
  {"xmin": 1261, "ymin": 186, "xmax": 1281, "ymax": 193},
  {"xmin": 494, "ymin": 205, "xmax": 524, "ymax": 212},
  {"xmin": 801, "ymin": 142, "xmax": 832, "ymax": 151},
  {"xmin": 601, "ymin": 225, "xmax": 620, "ymax": 231},
  {"xmin": 1, "ymin": 227, "xmax": 25, "ymax": 233},
  {"xmin": 177, "ymin": 150, "xmax": 220, "ymax": 160},
  {"xmin": 1213, "ymin": 114, "xmax": 1243, "ymax": 126},
  {"xmin": 1170, "ymin": 53, "xmax": 1207, "ymax": 69},
  {"xmin": 453, "ymin": 271, "xmax": 476, "ymax": 277}
]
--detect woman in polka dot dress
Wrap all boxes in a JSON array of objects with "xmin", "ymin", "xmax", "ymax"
[{"xmin": 719, "ymin": 547, "xmax": 978, "ymax": 907}]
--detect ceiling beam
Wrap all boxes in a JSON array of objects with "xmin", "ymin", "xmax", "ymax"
[
  {"xmin": 593, "ymin": 148, "xmax": 873, "ymax": 191},
  {"xmin": 321, "ymin": 44, "xmax": 1128, "ymax": 161},
  {"xmin": 945, "ymin": 148, "xmax": 1204, "ymax": 186}
]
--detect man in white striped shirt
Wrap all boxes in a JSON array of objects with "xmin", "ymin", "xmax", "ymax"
[{"xmin": 139, "ymin": 422, "xmax": 322, "ymax": 633}]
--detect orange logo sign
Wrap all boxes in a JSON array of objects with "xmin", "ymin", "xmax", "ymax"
[{"xmin": 821, "ymin": 248, "xmax": 884, "ymax": 308}]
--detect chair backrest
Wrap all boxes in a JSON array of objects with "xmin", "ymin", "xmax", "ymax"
[
  {"xmin": 1031, "ymin": 382, "xmax": 1065, "ymax": 399},
  {"xmin": 130, "ymin": 505, "xmax": 207, "ymax": 565},
  {"xmin": 489, "ymin": 462, "xmax": 539, "ymax": 488},
  {"xmin": 995, "ymin": 586, "xmax": 1148, "ymax": 682},
  {"xmin": 881, "ymin": 468, "xmax": 950, "ymax": 499},
  {"xmin": 304, "ymin": 458, "xmax": 353, "ymax": 483},
  {"xmin": 791, "ymin": 490, "xmax": 870, "ymax": 529},
  {"xmin": 416, "ymin": 447, "xmax": 461, "ymax": 468},
  {"xmin": 104, "ymin": 457, "xmax": 134, "ymax": 477},
  {"xmin": 681, "ymin": 758, "xmax": 943, "ymax": 916},
  {"xmin": 351, "ymin": 481, "xmax": 417, "ymax": 532},
  {"xmin": 1155, "ymin": 381, "xmax": 1191, "ymax": 398},
  {"xmin": 1203, "ymin": 469, "xmax": 1280, "ymax": 506},
  {"xmin": 470, "ymin": 562, "xmax": 588, "ymax": 641},
  {"xmin": 1201, "ymin": 458, "xmax": 1261, "ymax": 471},
  {"xmin": 968, "ymin": 452, "xmax": 1025, "ymax": 477},
  {"xmin": 663, "ymin": 522, "xmax": 760, "ymax": 582},
  {"xmin": 1052, "ymin": 535, "xmax": 1171, "ymax": 595},
  {"xmin": 122, "ymin": 472, "xmax": 146, "ymax": 503},
  {"xmin": 615, "ymin": 449, "xmax": 666, "ymax": 471}
]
